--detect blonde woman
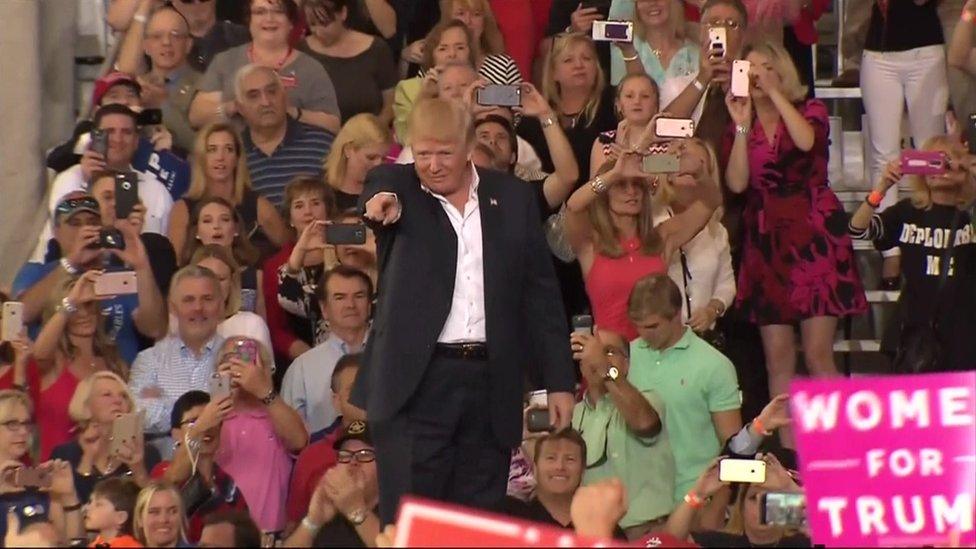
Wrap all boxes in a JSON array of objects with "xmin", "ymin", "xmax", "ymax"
[
  {"xmin": 849, "ymin": 136, "xmax": 976, "ymax": 372},
  {"xmin": 610, "ymin": 0, "xmax": 699, "ymax": 92},
  {"xmin": 168, "ymin": 123, "xmax": 290, "ymax": 258},
  {"xmin": 323, "ymin": 113, "xmax": 391, "ymax": 211},
  {"xmin": 520, "ymin": 33, "xmax": 616, "ymax": 188},
  {"xmin": 50, "ymin": 371, "xmax": 160, "ymax": 502},
  {"xmin": 133, "ymin": 481, "xmax": 189, "ymax": 547},
  {"xmin": 33, "ymin": 272, "xmax": 127, "ymax": 460},
  {"xmin": 652, "ymin": 138, "xmax": 735, "ymax": 333},
  {"xmin": 589, "ymin": 73, "xmax": 660, "ymax": 177},
  {"xmin": 724, "ymin": 41, "xmax": 865, "ymax": 441},
  {"xmin": 565, "ymin": 137, "xmax": 721, "ymax": 342}
]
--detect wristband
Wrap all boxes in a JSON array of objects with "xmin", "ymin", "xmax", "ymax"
[
  {"xmin": 60, "ymin": 257, "xmax": 79, "ymax": 275},
  {"xmin": 963, "ymin": 10, "xmax": 975, "ymax": 23},
  {"xmin": 302, "ymin": 516, "xmax": 322, "ymax": 533},
  {"xmin": 621, "ymin": 51, "xmax": 640, "ymax": 62},
  {"xmin": 684, "ymin": 491, "xmax": 705, "ymax": 509},
  {"xmin": 752, "ymin": 417, "xmax": 772, "ymax": 436},
  {"xmin": 735, "ymin": 124, "xmax": 749, "ymax": 136},
  {"xmin": 692, "ymin": 78, "xmax": 705, "ymax": 92},
  {"xmin": 540, "ymin": 115, "xmax": 555, "ymax": 129},
  {"xmin": 866, "ymin": 190, "xmax": 884, "ymax": 208},
  {"xmin": 590, "ymin": 175, "xmax": 608, "ymax": 195}
]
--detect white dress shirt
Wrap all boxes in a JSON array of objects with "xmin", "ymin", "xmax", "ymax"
[
  {"xmin": 428, "ymin": 164, "xmax": 487, "ymax": 343},
  {"xmin": 653, "ymin": 208, "xmax": 736, "ymax": 326}
]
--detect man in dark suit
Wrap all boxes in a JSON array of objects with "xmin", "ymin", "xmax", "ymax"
[{"xmin": 354, "ymin": 98, "xmax": 577, "ymax": 525}]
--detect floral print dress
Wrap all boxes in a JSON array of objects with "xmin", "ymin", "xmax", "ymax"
[{"xmin": 723, "ymin": 99, "xmax": 867, "ymax": 324}]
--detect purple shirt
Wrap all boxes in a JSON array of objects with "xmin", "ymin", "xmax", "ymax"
[{"xmin": 216, "ymin": 406, "xmax": 293, "ymax": 531}]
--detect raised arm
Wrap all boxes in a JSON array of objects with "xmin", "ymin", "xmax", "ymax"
[
  {"xmin": 850, "ymin": 159, "xmax": 901, "ymax": 239},
  {"xmin": 949, "ymin": 2, "xmax": 976, "ymax": 74},
  {"xmin": 363, "ymin": 0, "xmax": 397, "ymax": 39},
  {"xmin": 519, "ymin": 83, "xmax": 579, "ymax": 208},
  {"xmin": 115, "ymin": 0, "xmax": 153, "ymax": 75},
  {"xmin": 113, "ymin": 223, "xmax": 168, "ymax": 339},
  {"xmin": 723, "ymin": 91, "xmax": 751, "ymax": 193}
]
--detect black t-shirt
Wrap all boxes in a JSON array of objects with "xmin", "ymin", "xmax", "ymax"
[
  {"xmin": 334, "ymin": 189, "xmax": 361, "ymax": 213},
  {"xmin": 312, "ymin": 507, "xmax": 379, "ymax": 547},
  {"xmin": 50, "ymin": 440, "xmax": 162, "ymax": 504},
  {"xmin": 692, "ymin": 530, "xmax": 811, "ymax": 548},
  {"xmin": 298, "ymin": 37, "xmax": 399, "ymax": 123},
  {"xmin": 500, "ymin": 496, "xmax": 628, "ymax": 540},
  {"xmin": 864, "ymin": 1, "xmax": 943, "ymax": 52}
]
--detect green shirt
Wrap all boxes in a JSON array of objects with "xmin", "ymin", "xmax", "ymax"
[
  {"xmin": 629, "ymin": 328, "xmax": 741, "ymax": 502},
  {"xmin": 573, "ymin": 387, "xmax": 676, "ymax": 528}
]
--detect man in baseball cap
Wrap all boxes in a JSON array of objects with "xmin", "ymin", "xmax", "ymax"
[{"xmin": 91, "ymin": 71, "xmax": 143, "ymax": 109}]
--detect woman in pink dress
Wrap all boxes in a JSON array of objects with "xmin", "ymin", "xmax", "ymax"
[
  {"xmin": 723, "ymin": 41, "xmax": 866, "ymax": 445},
  {"xmin": 566, "ymin": 135, "xmax": 722, "ymax": 342}
]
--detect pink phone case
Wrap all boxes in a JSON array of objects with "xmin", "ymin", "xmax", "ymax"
[
  {"xmin": 731, "ymin": 60, "xmax": 751, "ymax": 97},
  {"xmin": 900, "ymin": 150, "xmax": 946, "ymax": 175}
]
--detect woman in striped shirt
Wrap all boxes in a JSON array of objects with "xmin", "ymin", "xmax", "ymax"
[{"xmin": 440, "ymin": 0, "xmax": 523, "ymax": 85}]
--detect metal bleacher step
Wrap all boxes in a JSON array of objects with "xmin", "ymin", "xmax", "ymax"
[{"xmin": 833, "ymin": 340, "xmax": 881, "ymax": 352}]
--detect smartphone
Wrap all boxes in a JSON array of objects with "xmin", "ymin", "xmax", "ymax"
[
  {"xmin": 731, "ymin": 60, "xmax": 751, "ymax": 98},
  {"xmin": 591, "ymin": 20, "xmax": 633, "ymax": 42},
  {"xmin": 526, "ymin": 409, "xmax": 552, "ymax": 433},
  {"xmin": 98, "ymin": 228, "xmax": 127, "ymax": 250},
  {"xmin": 967, "ymin": 114, "xmax": 976, "ymax": 155},
  {"xmin": 7, "ymin": 501, "xmax": 50, "ymax": 530},
  {"xmin": 571, "ymin": 314, "xmax": 594, "ymax": 335},
  {"xmin": 90, "ymin": 128, "xmax": 108, "ymax": 157},
  {"xmin": 109, "ymin": 410, "xmax": 144, "ymax": 457},
  {"xmin": 114, "ymin": 172, "xmax": 139, "ymax": 220},
  {"xmin": 642, "ymin": 153, "xmax": 680, "ymax": 174},
  {"xmin": 2, "ymin": 302, "xmax": 24, "ymax": 342},
  {"xmin": 761, "ymin": 492, "xmax": 806, "ymax": 527},
  {"xmin": 655, "ymin": 117, "xmax": 695, "ymax": 138},
  {"xmin": 14, "ymin": 467, "xmax": 52, "ymax": 489},
  {"xmin": 94, "ymin": 271, "xmax": 138, "ymax": 296},
  {"xmin": 476, "ymin": 84, "xmax": 521, "ymax": 107},
  {"xmin": 208, "ymin": 373, "xmax": 232, "ymax": 400},
  {"xmin": 136, "ymin": 108, "xmax": 163, "ymax": 126},
  {"xmin": 900, "ymin": 150, "xmax": 947, "ymax": 176},
  {"xmin": 325, "ymin": 223, "xmax": 368, "ymax": 246},
  {"xmin": 234, "ymin": 339, "xmax": 259, "ymax": 364},
  {"xmin": 719, "ymin": 458, "xmax": 767, "ymax": 483},
  {"xmin": 708, "ymin": 27, "xmax": 727, "ymax": 58}
]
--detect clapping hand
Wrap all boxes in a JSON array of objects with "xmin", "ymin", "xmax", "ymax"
[
  {"xmin": 323, "ymin": 464, "xmax": 367, "ymax": 516},
  {"xmin": 570, "ymin": 478, "xmax": 628, "ymax": 539}
]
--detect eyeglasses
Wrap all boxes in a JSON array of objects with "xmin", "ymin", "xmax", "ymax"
[
  {"xmin": 147, "ymin": 30, "xmax": 191, "ymax": 42},
  {"xmin": 251, "ymin": 6, "xmax": 287, "ymax": 18},
  {"xmin": 337, "ymin": 449, "xmax": 376, "ymax": 464},
  {"xmin": 1, "ymin": 419, "xmax": 34, "ymax": 433},
  {"xmin": 703, "ymin": 19, "xmax": 742, "ymax": 30}
]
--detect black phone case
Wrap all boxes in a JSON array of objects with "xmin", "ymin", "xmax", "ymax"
[
  {"xmin": 526, "ymin": 409, "xmax": 552, "ymax": 432},
  {"xmin": 115, "ymin": 173, "xmax": 139, "ymax": 219},
  {"xmin": 326, "ymin": 223, "xmax": 367, "ymax": 245}
]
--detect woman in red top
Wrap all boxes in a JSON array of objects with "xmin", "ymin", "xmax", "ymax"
[
  {"xmin": 565, "ymin": 134, "xmax": 722, "ymax": 341},
  {"xmin": 32, "ymin": 272, "xmax": 128, "ymax": 461}
]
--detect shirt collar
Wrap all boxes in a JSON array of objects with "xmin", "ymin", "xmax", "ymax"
[
  {"xmin": 178, "ymin": 333, "xmax": 222, "ymax": 357},
  {"xmin": 637, "ymin": 327, "xmax": 693, "ymax": 353},
  {"xmin": 244, "ymin": 117, "xmax": 298, "ymax": 153},
  {"xmin": 420, "ymin": 162, "xmax": 480, "ymax": 202},
  {"xmin": 325, "ymin": 327, "xmax": 371, "ymax": 354}
]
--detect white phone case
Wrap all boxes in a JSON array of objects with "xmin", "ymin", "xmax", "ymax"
[
  {"xmin": 591, "ymin": 20, "xmax": 633, "ymax": 42},
  {"xmin": 708, "ymin": 27, "xmax": 727, "ymax": 57},
  {"xmin": 655, "ymin": 118, "xmax": 695, "ymax": 138},
  {"xmin": 731, "ymin": 60, "xmax": 751, "ymax": 97},
  {"xmin": 1, "ymin": 302, "xmax": 24, "ymax": 342},
  {"xmin": 719, "ymin": 459, "xmax": 767, "ymax": 483},
  {"xmin": 94, "ymin": 271, "xmax": 138, "ymax": 296}
]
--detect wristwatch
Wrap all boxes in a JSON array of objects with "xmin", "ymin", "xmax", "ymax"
[
  {"xmin": 261, "ymin": 388, "xmax": 278, "ymax": 406},
  {"xmin": 604, "ymin": 365, "xmax": 620, "ymax": 382},
  {"xmin": 346, "ymin": 508, "xmax": 368, "ymax": 525}
]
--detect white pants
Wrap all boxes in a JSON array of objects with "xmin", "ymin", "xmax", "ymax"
[{"xmin": 861, "ymin": 45, "xmax": 948, "ymax": 207}]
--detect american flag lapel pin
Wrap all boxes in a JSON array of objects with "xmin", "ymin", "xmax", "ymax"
[{"xmin": 489, "ymin": 197, "xmax": 498, "ymax": 206}]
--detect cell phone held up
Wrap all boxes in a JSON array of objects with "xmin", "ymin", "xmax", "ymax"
[
  {"xmin": 94, "ymin": 270, "xmax": 138, "ymax": 297},
  {"xmin": 325, "ymin": 223, "xmax": 368, "ymax": 246},
  {"xmin": 761, "ymin": 492, "xmax": 806, "ymax": 528},
  {"xmin": 2, "ymin": 301, "xmax": 24, "ymax": 342},
  {"xmin": 208, "ymin": 372, "xmax": 232, "ymax": 400},
  {"xmin": 655, "ymin": 117, "xmax": 695, "ymax": 139},
  {"xmin": 642, "ymin": 153, "xmax": 680, "ymax": 174},
  {"xmin": 90, "ymin": 128, "xmax": 108, "ymax": 158},
  {"xmin": 900, "ymin": 150, "xmax": 947, "ymax": 176},
  {"xmin": 526, "ymin": 408, "xmax": 552, "ymax": 433},
  {"xmin": 708, "ymin": 27, "xmax": 727, "ymax": 59},
  {"xmin": 109, "ymin": 410, "xmax": 145, "ymax": 457},
  {"xmin": 114, "ymin": 171, "xmax": 139, "ymax": 220},
  {"xmin": 234, "ymin": 339, "xmax": 259, "ymax": 365},
  {"xmin": 476, "ymin": 84, "xmax": 521, "ymax": 107},
  {"xmin": 591, "ymin": 20, "xmax": 633, "ymax": 43},
  {"xmin": 719, "ymin": 458, "xmax": 767, "ymax": 484},
  {"xmin": 731, "ymin": 60, "xmax": 751, "ymax": 98}
]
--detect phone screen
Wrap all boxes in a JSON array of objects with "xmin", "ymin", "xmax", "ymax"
[{"xmin": 604, "ymin": 23, "xmax": 630, "ymax": 40}]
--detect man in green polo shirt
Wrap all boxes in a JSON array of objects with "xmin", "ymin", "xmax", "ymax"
[{"xmin": 627, "ymin": 274, "xmax": 743, "ymax": 503}]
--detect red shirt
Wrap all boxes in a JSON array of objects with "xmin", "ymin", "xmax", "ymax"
[
  {"xmin": 285, "ymin": 428, "xmax": 341, "ymax": 523},
  {"xmin": 0, "ymin": 359, "xmax": 41, "ymax": 404},
  {"xmin": 263, "ymin": 243, "xmax": 301, "ymax": 359}
]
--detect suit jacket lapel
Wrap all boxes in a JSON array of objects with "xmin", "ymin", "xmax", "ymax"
[{"xmin": 477, "ymin": 170, "xmax": 501, "ymax": 329}]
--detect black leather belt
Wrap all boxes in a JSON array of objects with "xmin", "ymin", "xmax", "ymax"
[{"xmin": 435, "ymin": 342, "xmax": 488, "ymax": 360}]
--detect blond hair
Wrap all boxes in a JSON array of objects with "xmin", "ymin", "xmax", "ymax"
[
  {"xmin": 0, "ymin": 390, "xmax": 32, "ymax": 423},
  {"xmin": 633, "ymin": 0, "xmax": 687, "ymax": 44},
  {"xmin": 908, "ymin": 135, "xmax": 975, "ymax": 210},
  {"xmin": 324, "ymin": 113, "xmax": 390, "ymax": 190},
  {"xmin": 439, "ymin": 0, "xmax": 506, "ymax": 56},
  {"xmin": 408, "ymin": 98, "xmax": 475, "ymax": 147},
  {"xmin": 589, "ymin": 160, "xmax": 662, "ymax": 257},
  {"xmin": 67, "ymin": 371, "xmax": 134, "ymax": 424},
  {"xmin": 543, "ymin": 33, "xmax": 606, "ymax": 128},
  {"xmin": 190, "ymin": 244, "xmax": 243, "ymax": 318},
  {"xmin": 133, "ymin": 481, "xmax": 188, "ymax": 546},
  {"xmin": 187, "ymin": 123, "xmax": 252, "ymax": 205},
  {"xmin": 655, "ymin": 138, "xmax": 725, "ymax": 230},
  {"xmin": 743, "ymin": 41, "xmax": 807, "ymax": 103}
]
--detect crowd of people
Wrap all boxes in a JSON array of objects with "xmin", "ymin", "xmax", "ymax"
[{"xmin": 2, "ymin": 0, "xmax": 975, "ymax": 547}]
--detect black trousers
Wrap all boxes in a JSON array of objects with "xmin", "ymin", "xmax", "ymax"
[{"xmin": 372, "ymin": 354, "xmax": 511, "ymax": 525}]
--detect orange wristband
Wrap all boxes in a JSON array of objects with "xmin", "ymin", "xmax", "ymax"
[
  {"xmin": 963, "ymin": 10, "xmax": 974, "ymax": 23},
  {"xmin": 684, "ymin": 491, "xmax": 704, "ymax": 509},
  {"xmin": 867, "ymin": 190, "xmax": 884, "ymax": 208},
  {"xmin": 752, "ymin": 417, "xmax": 772, "ymax": 436}
]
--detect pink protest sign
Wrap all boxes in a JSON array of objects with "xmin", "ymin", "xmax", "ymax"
[{"xmin": 790, "ymin": 372, "xmax": 976, "ymax": 547}]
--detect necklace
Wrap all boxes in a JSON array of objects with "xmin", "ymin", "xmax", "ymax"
[{"xmin": 247, "ymin": 44, "xmax": 293, "ymax": 71}]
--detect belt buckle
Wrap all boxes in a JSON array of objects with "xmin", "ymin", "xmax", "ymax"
[{"xmin": 461, "ymin": 343, "xmax": 478, "ymax": 359}]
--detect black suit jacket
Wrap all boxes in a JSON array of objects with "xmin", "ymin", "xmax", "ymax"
[{"xmin": 351, "ymin": 163, "xmax": 576, "ymax": 446}]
